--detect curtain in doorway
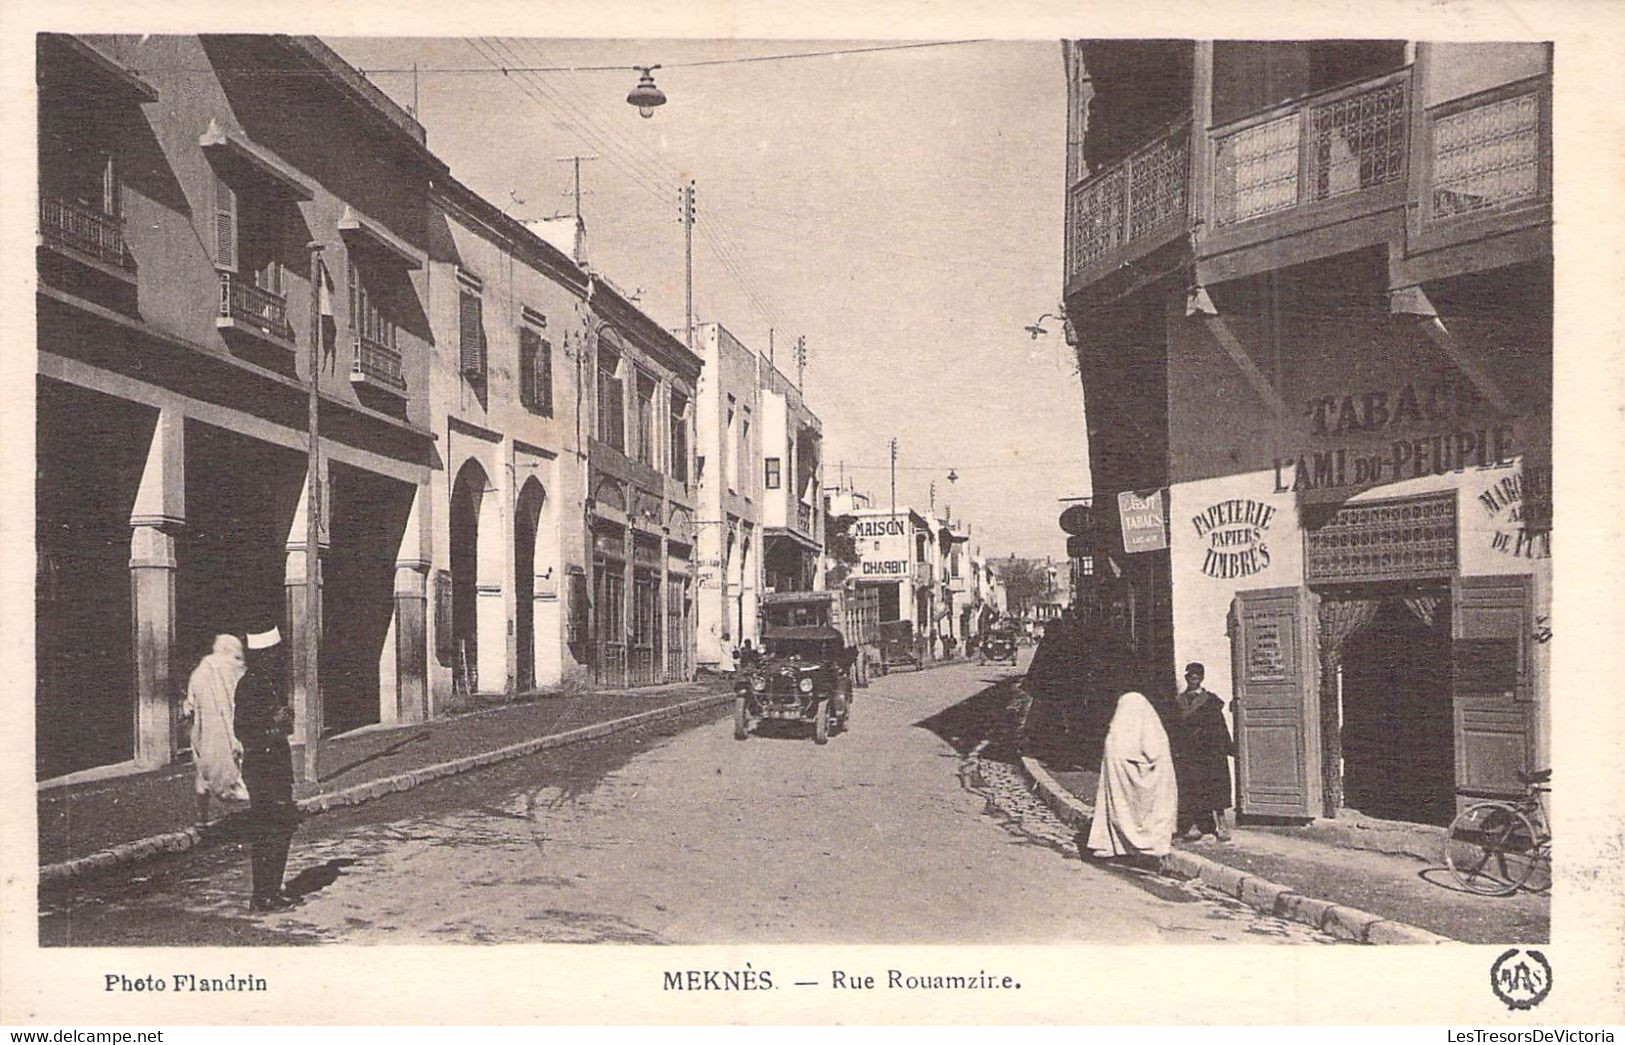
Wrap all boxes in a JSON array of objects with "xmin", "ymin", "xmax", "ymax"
[
  {"xmin": 1317, "ymin": 597, "xmax": 1381, "ymax": 815},
  {"xmin": 1401, "ymin": 596, "xmax": 1443, "ymax": 630}
]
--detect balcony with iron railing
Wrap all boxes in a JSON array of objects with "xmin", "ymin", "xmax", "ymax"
[
  {"xmin": 39, "ymin": 196, "xmax": 132, "ymax": 275},
  {"xmin": 217, "ymin": 270, "xmax": 294, "ymax": 347},
  {"xmin": 1064, "ymin": 122, "xmax": 1191, "ymax": 293},
  {"xmin": 350, "ymin": 333, "xmax": 407, "ymax": 395}
]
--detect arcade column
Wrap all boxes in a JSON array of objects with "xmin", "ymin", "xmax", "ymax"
[
  {"xmin": 128, "ymin": 409, "xmax": 184, "ymax": 770},
  {"xmin": 285, "ymin": 459, "xmax": 329, "ymax": 741}
]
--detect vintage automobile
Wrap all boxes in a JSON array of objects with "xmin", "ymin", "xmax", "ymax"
[
  {"xmin": 733, "ymin": 625, "xmax": 854, "ymax": 744},
  {"xmin": 980, "ymin": 629, "xmax": 1019, "ymax": 666}
]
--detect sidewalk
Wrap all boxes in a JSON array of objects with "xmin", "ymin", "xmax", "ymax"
[
  {"xmin": 39, "ymin": 679, "xmax": 733, "ymax": 882},
  {"xmin": 1024, "ymin": 755, "xmax": 1550, "ymax": 945}
]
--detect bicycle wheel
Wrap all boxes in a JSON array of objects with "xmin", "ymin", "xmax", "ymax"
[{"xmin": 1446, "ymin": 802, "xmax": 1540, "ymax": 896}]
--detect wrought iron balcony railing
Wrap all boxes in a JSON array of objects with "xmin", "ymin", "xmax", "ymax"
[
  {"xmin": 352, "ymin": 333, "xmax": 407, "ymax": 391},
  {"xmin": 1065, "ymin": 122, "xmax": 1190, "ymax": 281},
  {"xmin": 40, "ymin": 196, "xmax": 130, "ymax": 269},
  {"xmin": 218, "ymin": 270, "xmax": 293, "ymax": 342},
  {"xmin": 1213, "ymin": 70, "xmax": 1409, "ymax": 228}
]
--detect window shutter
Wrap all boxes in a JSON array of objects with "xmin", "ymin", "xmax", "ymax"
[
  {"xmin": 459, "ymin": 291, "xmax": 485, "ymax": 376},
  {"xmin": 518, "ymin": 328, "xmax": 538, "ymax": 409},
  {"xmin": 538, "ymin": 337, "xmax": 554, "ymax": 415},
  {"xmin": 214, "ymin": 175, "xmax": 237, "ymax": 272}
]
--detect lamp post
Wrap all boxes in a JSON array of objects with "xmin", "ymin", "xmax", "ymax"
[{"xmin": 301, "ymin": 241, "xmax": 325, "ymax": 784}]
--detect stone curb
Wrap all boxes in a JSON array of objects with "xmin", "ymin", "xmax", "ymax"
[
  {"xmin": 40, "ymin": 692, "xmax": 733, "ymax": 886},
  {"xmin": 1017, "ymin": 755, "xmax": 1452, "ymax": 945}
]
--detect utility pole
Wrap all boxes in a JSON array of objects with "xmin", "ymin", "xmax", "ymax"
[
  {"xmin": 795, "ymin": 335, "xmax": 807, "ymax": 389},
  {"xmin": 411, "ymin": 63, "xmax": 419, "ymax": 117},
  {"xmin": 929, "ymin": 480, "xmax": 936, "ymax": 515},
  {"xmin": 889, "ymin": 438, "xmax": 898, "ymax": 520},
  {"xmin": 680, "ymin": 180, "xmax": 695, "ymax": 349},
  {"xmin": 555, "ymin": 155, "xmax": 598, "ymax": 220},
  {"xmin": 301, "ymin": 242, "xmax": 325, "ymax": 785},
  {"xmin": 768, "ymin": 328, "xmax": 774, "ymax": 366}
]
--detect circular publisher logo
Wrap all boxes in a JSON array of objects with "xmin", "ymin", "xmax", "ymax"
[{"xmin": 1491, "ymin": 948, "xmax": 1552, "ymax": 1010}]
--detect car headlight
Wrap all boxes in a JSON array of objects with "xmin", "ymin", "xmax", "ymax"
[
  {"xmin": 751, "ymin": 676, "xmax": 767, "ymax": 692},
  {"xmin": 798, "ymin": 677, "xmax": 814, "ymax": 694}
]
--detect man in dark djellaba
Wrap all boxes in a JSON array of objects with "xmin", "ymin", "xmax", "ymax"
[
  {"xmin": 235, "ymin": 625, "xmax": 303, "ymax": 911},
  {"xmin": 1163, "ymin": 662, "xmax": 1235, "ymax": 842}
]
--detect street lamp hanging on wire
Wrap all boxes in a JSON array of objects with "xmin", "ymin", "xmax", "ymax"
[{"xmin": 626, "ymin": 66, "xmax": 666, "ymax": 117}]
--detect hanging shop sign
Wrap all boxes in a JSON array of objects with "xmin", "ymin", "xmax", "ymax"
[
  {"xmin": 1479, "ymin": 472, "xmax": 1552, "ymax": 560},
  {"xmin": 1304, "ymin": 492, "xmax": 1457, "ymax": 584},
  {"xmin": 1271, "ymin": 378, "xmax": 1517, "ymax": 503},
  {"xmin": 1192, "ymin": 498, "xmax": 1277, "ymax": 579},
  {"xmin": 1117, "ymin": 489, "xmax": 1168, "ymax": 554},
  {"xmin": 1059, "ymin": 504, "xmax": 1092, "ymax": 536}
]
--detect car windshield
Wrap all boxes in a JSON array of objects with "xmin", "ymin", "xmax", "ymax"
[{"xmin": 763, "ymin": 640, "xmax": 837, "ymax": 661}]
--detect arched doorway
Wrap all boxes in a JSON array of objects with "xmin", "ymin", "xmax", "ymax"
[
  {"xmin": 722, "ymin": 526, "xmax": 740, "ymax": 662},
  {"xmin": 739, "ymin": 534, "xmax": 757, "ymax": 649},
  {"xmin": 514, "ymin": 476, "xmax": 557, "ymax": 691},
  {"xmin": 449, "ymin": 459, "xmax": 503, "ymax": 696}
]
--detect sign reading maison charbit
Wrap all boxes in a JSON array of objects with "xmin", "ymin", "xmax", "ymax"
[{"xmin": 1117, "ymin": 489, "xmax": 1168, "ymax": 554}]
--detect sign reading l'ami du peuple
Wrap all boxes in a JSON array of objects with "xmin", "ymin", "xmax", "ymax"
[{"xmin": 1117, "ymin": 489, "xmax": 1169, "ymax": 554}]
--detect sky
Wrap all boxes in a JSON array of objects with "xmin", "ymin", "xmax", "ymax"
[{"xmin": 325, "ymin": 37, "xmax": 1091, "ymax": 561}]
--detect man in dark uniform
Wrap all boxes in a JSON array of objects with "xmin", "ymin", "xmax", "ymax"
[
  {"xmin": 235, "ymin": 626, "xmax": 301, "ymax": 911},
  {"xmin": 1163, "ymin": 662, "xmax": 1236, "ymax": 842}
]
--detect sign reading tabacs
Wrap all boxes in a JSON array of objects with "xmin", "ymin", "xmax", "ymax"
[{"xmin": 1117, "ymin": 489, "xmax": 1168, "ymax": 554}]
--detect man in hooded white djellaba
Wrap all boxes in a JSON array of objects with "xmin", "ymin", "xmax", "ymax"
[
  {"xmin": 1086, "ymin": 691, "xmax": 1179, "ymax": 860},
  {"xmin": 183, "ymin": 634, "xmax": 251, "ymax": 822}
]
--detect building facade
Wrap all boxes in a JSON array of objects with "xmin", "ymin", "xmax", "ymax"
[
  {"xmin": 692, "ymin": 322, "xmax": 762, "ymax": 672},
  {"xmin": 35, "ymin": 34, "xmax": 444, "ymax": 780},
  {"xmin": 583, "ymin": 280, "xmax": 702, "ymax": 688},
  {"xmin": 758, "ymin": 351, "xmax": 824, "ymax": 598},
  {"xmin": 1060, "ymin": 40, "xmax": 1552, "ymax": 825},
  {"xmin": 34, "ymin": 33, "xmax": 707, "ymax": 787},
  {"xmin": 424, "ymin": 176, "xmax": 592, "ymax": 711}
]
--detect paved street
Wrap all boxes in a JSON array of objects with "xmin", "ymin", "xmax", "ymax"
[{"xmin": 41, "ymin": 654, "xmax": 1337, "ymax": 946}]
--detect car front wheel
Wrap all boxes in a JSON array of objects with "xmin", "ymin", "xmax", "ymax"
[{"xmin": 813, "ymin": 699, "xmax": 829, "ymax": 745}]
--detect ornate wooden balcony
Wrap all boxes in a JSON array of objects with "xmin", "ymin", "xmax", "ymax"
[
  {"xmin": 350, "ymin": 332, "xmax": 407, "ymax": 394},
  {"xmin": 1065, "ymin": 122, "xmax": 1190, "ymax": 293},
  {"xmin": 39, "ymin": 196, "xmax": 132, "ymax": 274},
  {"xmin": 1407, "ymin": 72, "xmax": 1551, "ymax": 268},
  {"xmin": 216, "ymin": 270, "xmax": 293, "ymax": 346}
]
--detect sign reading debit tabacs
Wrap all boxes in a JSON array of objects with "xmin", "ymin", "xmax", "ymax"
[{"xmin": 1117, "ymin": 489, "xmax": 1168, "ymax": 554}]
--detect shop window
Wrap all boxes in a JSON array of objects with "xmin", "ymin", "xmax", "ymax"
[{"xmin": 765, "ymin": 457, "xmax": 781, "ymax": 490}]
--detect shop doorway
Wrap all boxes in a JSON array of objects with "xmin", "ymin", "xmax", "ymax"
[{"xmin": 1325, "ymin": 590, "xmax": 1455, "ymax": 825}]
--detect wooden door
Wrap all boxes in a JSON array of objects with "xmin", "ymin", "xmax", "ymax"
[
  {"xmin": 1451, "ymin": 575, "xmax": 1535, "ymax": 802},
  {"xmin": 1231, "ymin": 586, "xmax": 1323, "ymax": 818}
]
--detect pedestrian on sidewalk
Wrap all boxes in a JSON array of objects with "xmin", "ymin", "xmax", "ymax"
[
  {"xmin": 1086, "ymin": 691, "xmax": 1178, "ymax": 868},
  {"xmin": 182, "ymin": 633, "xmax": 250, "ymax": 824},
  {"xmin": 1164, "ymin": 663, "xmax": 1235, "ymax": 842},
  {"xmin": 234, "ymin": 625, "xmax": 302, "ymax": 912}
]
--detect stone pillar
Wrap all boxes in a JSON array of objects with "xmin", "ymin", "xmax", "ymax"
[
  {"xmin": 129, "ymin": 409, "xmax": 184, "ymax": 769},
  {"xmin": 658, "ymin": 524, "xmax": 670, "ymax": 681},
  {"xmin": 285, "ymin": 460, "xmax": 329, "ymax": 741}
]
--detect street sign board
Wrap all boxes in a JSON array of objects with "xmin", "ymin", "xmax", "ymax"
[
  {"xmin": 1117, "ymin": 489, "xmax": 1168, "ymax": 553},
  {"xmin": 1058, "ymin": 503, "xmax": 1092, "ymax": 535}
]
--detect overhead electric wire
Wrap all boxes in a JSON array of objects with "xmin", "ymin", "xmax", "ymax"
[{"xmin": 359, "ymin": 39, "xmax": 988, "ymax": 76}]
